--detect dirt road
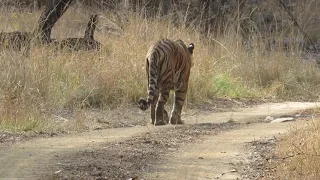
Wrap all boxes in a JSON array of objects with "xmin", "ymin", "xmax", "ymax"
[
  {"xmin": 0, "ymin": 102, "xmax": 319, "ymax": 179},
  {"xmin": 146, "ymin": 122, "xmax": 295, "ymax": 179}
]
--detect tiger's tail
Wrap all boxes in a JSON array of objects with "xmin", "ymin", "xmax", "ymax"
[{"xmin": 138, "ymin": 52, "xmax": 157, "ymax": 111}]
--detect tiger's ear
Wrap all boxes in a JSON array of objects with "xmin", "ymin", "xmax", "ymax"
[{"xmin": 188, "ymin": 43, "xmax": 194, "ymax": 54}]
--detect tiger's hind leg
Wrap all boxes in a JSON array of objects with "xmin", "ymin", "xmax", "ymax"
[
  {"xmin": 155, "ymin": 90, "xmax": 170, "ymax": 126},
  {"xmin": 150, "ymin": 89, "xmax": 159, "ymax": 125},
  {"xmin": 150, "ymin": 89, "xmax": 169, "ymax": 125},
  {"xmin": 170, "ymin": 89, "xmax": 186, "ymax": 125}
]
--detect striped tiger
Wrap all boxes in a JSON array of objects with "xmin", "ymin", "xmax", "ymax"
[
  {"xmin": 0, "ymin": 31, "xmax": 32, "ymax": 52},
  {"xmin": 138, "ymin": 38, "xmax": 194, "ymax": 126}
]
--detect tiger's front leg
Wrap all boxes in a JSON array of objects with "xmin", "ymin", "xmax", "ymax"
[{"xmin": 170, "ymin": 89, "xmax": 186, "ymax": 125}]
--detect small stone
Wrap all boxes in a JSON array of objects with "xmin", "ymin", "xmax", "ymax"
[
  {"xmin": 265, "ymin": 116, "xmax": 274, "ymax": 121},
  {"xmin": 271, "ymin": 117, "xmax": 295, "ymax": 123},
  {"xmin": 230, "ymin": 169, "xmax": 237, "ymax": 172},
  {"xmin": 54, "ymin": 170, "xmax": 62, "ymax": 174}
]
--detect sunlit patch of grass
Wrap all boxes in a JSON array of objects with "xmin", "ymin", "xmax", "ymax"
[
  {"xmin": 0, "ymin": 104, "xmax": 43, "ymax": 132},
  {"xmin": 211, "ymin": 74, "xmax": 250, "ymax": 97}
]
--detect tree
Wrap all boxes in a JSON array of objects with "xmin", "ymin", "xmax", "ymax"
[{"xmin": 36, "ymin": 0, "xmax": 74, "ymax": 43}]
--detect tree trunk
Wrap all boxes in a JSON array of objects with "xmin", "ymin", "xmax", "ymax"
[
  {"xmin": 36, "ymin": 0, "xmax": 74, "ymax": 44},
  {"xmin": 161, "ymin": 0, "xmax": 170, "ymax": 16},
  {"xmin": 201, "ymin": 0, "xmax": 212, "ymax": 32}
]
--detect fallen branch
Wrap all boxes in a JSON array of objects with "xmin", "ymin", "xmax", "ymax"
[{"xmin": 54, "ymin": 14, "xmax": 101, "ymax": 51}]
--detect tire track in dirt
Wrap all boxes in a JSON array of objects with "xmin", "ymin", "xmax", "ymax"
[
  {"xmin": 0, "ymin": 126, "xmax": 167, "ymax": 179},
  {"xmin": 146, "ymin": 102, "xmax": 320, "ymax": 179},
  {"xmin": 146, "ymin": 122, "xmax": 294, "ymax": 179},
  {"xmin": 0, "ymin": 102, "xmax": 319, "ymax": 179}
]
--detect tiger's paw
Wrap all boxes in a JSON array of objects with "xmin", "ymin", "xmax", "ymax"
[
  {"xmin": 154, "ymin": 120, "xmax": 166, "ymax": 126},
  {"xmin": 170, "ymin": 112, "xmax": 184, "ymax": 125},
  {"xmin": 170, "ymin": 119, "xmax": 184, "ymax": 125}
]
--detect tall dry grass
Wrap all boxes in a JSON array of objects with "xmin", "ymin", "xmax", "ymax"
[
  {"xmin": 274, "ymin": 110, "xmax": 320, "ymax": 179},
  {"xmin": 0, "ymin": 1, "xmax": 319, "ymax": 131}
]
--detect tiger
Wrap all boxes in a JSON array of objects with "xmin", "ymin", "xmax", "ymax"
[
  {"xmin": 138, "ymin": 38, "xmax": 194, "ymax": 126},
  {"xmin": 0, "ymin": 31, "xmax": 33, "ymax": 52},
  {"xmin": 53, "ymin": 14, "xmax": 101, "ymax": 51},
  {"xmin": 0, "ymin": 14, "xmax": 100, "ymax": 54}
]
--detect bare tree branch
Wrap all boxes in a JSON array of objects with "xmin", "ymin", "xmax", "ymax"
[{"xmin": 279, "ymin": 0, "xmax": 317, "ymax": 52}]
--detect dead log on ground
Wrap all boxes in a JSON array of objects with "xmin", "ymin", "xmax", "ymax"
[
  {"xmin": 53, "ymin": 14, "xmax": 101, "ymax": 51},
  {"xmin": 0, "ymin": 0, "xmax": 75, "ymax": 54}
]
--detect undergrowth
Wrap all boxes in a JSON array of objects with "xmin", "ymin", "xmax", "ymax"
[
  {"xmin": 0, "ymin": 2, "xmax": 320, "ymax": 131},
  {"xmin": 274, "ymin": 108, "xmax": 320, "ymax": 179}
]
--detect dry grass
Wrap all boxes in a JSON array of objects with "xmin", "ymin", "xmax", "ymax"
[
  {"xmin": 274, "ymin": 109, "xmax": 320, "ymax": 179},
  {"xmin": 0, "ymin": 2, "xmax": 320, "ymax": 132}
]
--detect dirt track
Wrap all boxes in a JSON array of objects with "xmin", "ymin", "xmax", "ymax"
[
  {"xmin": 0, "ymin": 102, "xmax": 319, "ymax": 179},
  {"xmin": 146, "ymin": 122, "xmax": 295, "ymax": 179}
]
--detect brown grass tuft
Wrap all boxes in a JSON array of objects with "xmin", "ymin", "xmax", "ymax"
[{"xmin": 274, "ymin": 109, "xmax": 320, "ymax": 179}]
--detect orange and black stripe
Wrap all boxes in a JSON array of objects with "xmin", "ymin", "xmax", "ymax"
[{"xmin": 138, "ymin": 38, "xmax": 194, "ymax": 125}]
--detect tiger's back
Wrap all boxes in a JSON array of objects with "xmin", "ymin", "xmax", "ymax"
[
  {"xmin": 146, "ymin": 39, "xmax": 192, "ymax": 95},
  {"xmin": 139, "ymin": 38, "xmax": 194, "ymax": 126}
]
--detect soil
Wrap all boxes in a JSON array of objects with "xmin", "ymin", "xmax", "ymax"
[
  {"xmin": 0, "ymin": 101, "xmax": 319, "ymax": 180},
  {"xmin": 45, "ymin": 122, "xmax": 241, "ymax": 180},
  {"xmin": 0, "ymin": 98, "xmax": 261, "ymax": 146},
  {"xmin": 0, "ymin": 131, "xmax": 58, "ymax": 147},
  {"xmin": 240, "ymin": 138, "xmax": 278, "ymax": 179}
]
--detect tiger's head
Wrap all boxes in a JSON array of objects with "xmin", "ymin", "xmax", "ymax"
[
  {"xmin": 176, "ymin": 39, "xmax": 195, "ymax": 67},
  {"xmin": 176, "ymin": 39, "xmax": 194, "ymax": 54},
  {"xmin": 187, "ymin": 42, "xmax": 195, "ymax": 67}
]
